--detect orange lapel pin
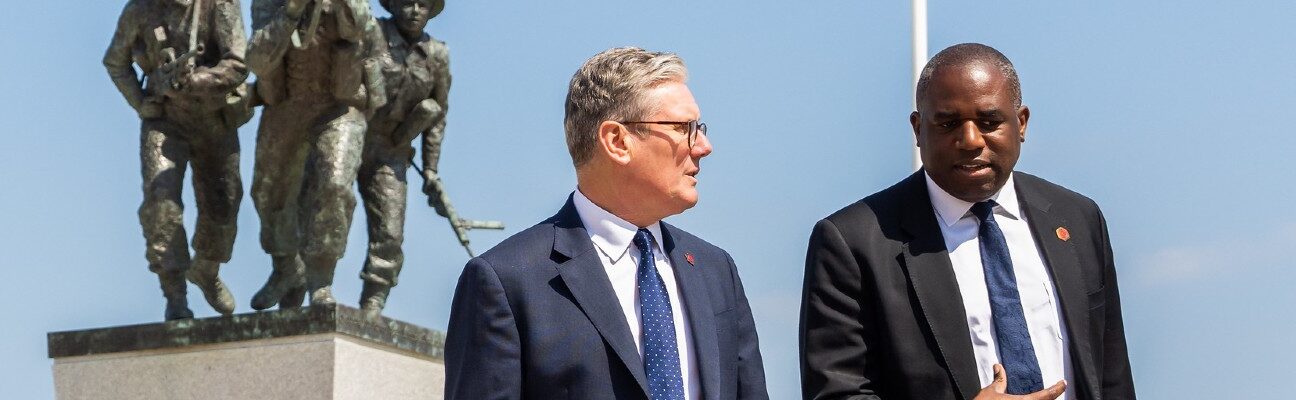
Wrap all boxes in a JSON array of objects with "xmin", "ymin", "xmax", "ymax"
[
  {"xmin": 1056, "ymin": 227, "xmax": 1071, "ymax": 241},
  {"xmin": 685, "ymin": 252, "xmax": 695, "ymax": 266}
]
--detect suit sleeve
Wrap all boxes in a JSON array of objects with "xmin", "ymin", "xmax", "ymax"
[
  {"xmin": 800, "ymin": 219, "xmax": 882, "ymax": 400},
  {"xmin": 444, "ymin": 257, "xmax": 523, "ymax": 400},
  {"xmin": 1095, "ymin": 207, "xmax": 1136, "ymax": 399},
  {"xmin": 726, "ymin": 251, "xmax": 770, "ymax": 400}
]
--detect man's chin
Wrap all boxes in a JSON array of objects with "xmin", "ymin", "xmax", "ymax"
[
  {"xmin": 673, "ymin": 190, "xmax": 700, "ymax": 211},
  {"xmin": 950, "ymin": 181, "xmax": 1003, "ymax": 203}
]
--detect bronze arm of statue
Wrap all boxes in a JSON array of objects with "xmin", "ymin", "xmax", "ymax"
[
  {"xmin": 247, "ymin": 0, "xmax": 306, "ymax": 75},
  {"xmin": 183, "ymin": 0, "xmax": 249, "ymax": 96},
  {"xmin": 420, "ymin": 42, "xmax": 451, "ymax": 215},
  {"xmin": 103, "ymin": 1, "xmax": 156, "ymax": 117}
]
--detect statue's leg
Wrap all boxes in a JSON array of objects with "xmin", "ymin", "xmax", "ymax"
[
  {"xmin": 249, "ymin": 103, "xmax": 311, "ymax": 310},
  {"xmin": 139, "ymin": 119, "xmax": 193, "ymax": 320},
  {"xmin": 301, "ymin": 104, "xmax": 366, "ymax": 306},
  {"xmin": 186, "ymin": 123, "xmax": 241, "ymax": 315},
  {"xmin": 357, "ymin": 140, "xmax": 409, "ymax": 316}
]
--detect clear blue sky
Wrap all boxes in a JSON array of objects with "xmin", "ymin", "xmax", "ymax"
[{"xmin": 2, "ymin": 1, "xmax": 1294, "ymax": 398}]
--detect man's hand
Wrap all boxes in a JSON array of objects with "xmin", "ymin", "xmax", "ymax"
[{"xmin": 973, "ymin": 364, "xmax": 1067, "ymax": 400}]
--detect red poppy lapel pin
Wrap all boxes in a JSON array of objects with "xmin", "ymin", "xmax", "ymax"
[
  {"xmin": 1056, "ymin": 227, "xmax": 1071, "ymax": 241},
  {"xmin": 685, "ymin": 252, "xmax": 696, "ymax": 266}
]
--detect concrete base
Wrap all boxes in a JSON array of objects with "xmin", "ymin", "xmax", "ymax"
[{"xmin": 49, "ymin": 305, "xmax": 444, "ymax": 400}]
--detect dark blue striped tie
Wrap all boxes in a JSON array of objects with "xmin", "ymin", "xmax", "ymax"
[
  {"xmin": 971, "ymin": 201, "xmax": 1044, "ymax": 394},
  {"xmin": 633, "ymin": 229, "xmax": 685, "ymax": 400}
]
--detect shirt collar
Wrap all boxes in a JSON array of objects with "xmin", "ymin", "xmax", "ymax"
[
  {"xmin": 923, "ymin": 170, "xmax": 1023, "ymax": 227},
  {"xmin": 572, "ymin": 189, "xmax": 664, "ymax": 264}
]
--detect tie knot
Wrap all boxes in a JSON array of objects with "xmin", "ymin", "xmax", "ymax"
[
  {"xmin": 971, "ymin": 200, "xmax": 999, "ymax": 221},
  {"xmin": 633, "ymin": 228, "xmax": 654, "ymax": 251}
]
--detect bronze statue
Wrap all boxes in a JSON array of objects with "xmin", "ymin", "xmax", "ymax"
[
  {"xmin": 246, "ymin": 0, "xmax": 386, "ymax": 311},
  {"xmin": 105, "ymin": 0, "xmax": 252, "ymax": 320},
  {"xmin": 355, "ymin": 0, "xmax": 450, "ymax": 316},
  {"xmin": 359, "ymin": 0, "xmax": 504, "ymax": 317}
]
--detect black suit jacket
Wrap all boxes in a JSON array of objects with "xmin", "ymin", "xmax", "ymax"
[
  {"xmin": 799, "ymin": 171, "xmax": 1134, "ymax": 400},
  {"xmin": 445, "ymin": 196, "xmax": 769, "ymax": 399}
]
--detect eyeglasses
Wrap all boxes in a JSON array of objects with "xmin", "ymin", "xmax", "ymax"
[{"xmin": 620, "ymin": 120, "xmax": 708, "ymax": 147}]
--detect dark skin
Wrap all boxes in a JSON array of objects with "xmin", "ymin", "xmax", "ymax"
[
  {"xmin": 911, "ymin": 61, "xmax": 1029, "ymax": 203},
  {"xmin": 975, "ymin": 364, "xmax": 1067, "ymax": 400},
  {"xmin": 912, "ymin": 62, "xmax": 1065, "ymax": 399}
]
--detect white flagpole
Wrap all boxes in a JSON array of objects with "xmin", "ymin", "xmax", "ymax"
[{"xmin": 911, "ymin": 0, "xmax": 928, "ymax": 171}]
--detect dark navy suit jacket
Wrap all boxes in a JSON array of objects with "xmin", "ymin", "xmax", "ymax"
[{"xmin": 445, "ymin": 196, "xmax": 769, "ymax": 399}]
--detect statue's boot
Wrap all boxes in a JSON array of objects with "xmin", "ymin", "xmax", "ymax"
[
  {"xmin": 279, "ymin": 285, "xmax": 306, "ymax": 309},
  {"xmin": 305, "ymin": 255, "xmax": 337, "ymax": 306},
  {"xmin": 159, "ymin": 269, "xmax": 194, "ymax": 321},
  {"xmin": 251, "ymin": 255, "xmax": 305, "ymax": 310},
  {"xmin": 187, "ymin": 259, "xmax": 235, "ymax": 315},
  {"xmin": 359, "ymin": 281, "xmax": 391, "ymax": 320}
]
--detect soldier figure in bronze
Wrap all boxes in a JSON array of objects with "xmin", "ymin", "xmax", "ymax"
[
  {"xmin": 105, "ymin": 0, "xmax": 251, "ymax": 320},
  {"xmin": 354, "ymin": 0, "xmax": 450, "ymax": 317},
  {"xmin": 246, "ymin": 0, "xmax": 386, "ymax": 310}
]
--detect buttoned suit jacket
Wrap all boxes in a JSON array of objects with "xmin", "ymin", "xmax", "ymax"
[
  {"xmin": 799, "ymin": 171, "xmax": 1135, "ymax": 400},
  {"xmin": 445, "ymin": 196, "xmax": 769, "ymax": 399}
]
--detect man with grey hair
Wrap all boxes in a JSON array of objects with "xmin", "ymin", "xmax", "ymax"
[{"xmin": 445, "ymin": 47, "xmax": 769, "ymax": 399}]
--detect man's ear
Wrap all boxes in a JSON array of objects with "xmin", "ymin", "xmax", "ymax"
[
  {"xmin": 597, "ymin": 120, "xmax": 634, "ymax": 165},
  {"xmin": 909, "ymin": 111, "xmax": 922, "ymax": 147},
  {"xmin": 1017, "ymin": 105, "xmax": 1030, "ymax": 142}
]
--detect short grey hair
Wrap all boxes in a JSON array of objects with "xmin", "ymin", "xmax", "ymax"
[{"xmin": 564, "ymin": 47, "xmax": 688, "ymax": 167}]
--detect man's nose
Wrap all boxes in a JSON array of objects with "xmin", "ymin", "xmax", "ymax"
[
  {"xmin": 956, "ymin": 120, "xmax": 985, "ymax": 150},
  {"xmin": 692, "ymin": 131, "xmax": 713, "ymax": 158}
]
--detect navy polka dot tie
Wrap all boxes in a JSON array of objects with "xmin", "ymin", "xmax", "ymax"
[
  {"xmin": 972, "ymin": 201, "xmax": 1044, "ymax": 394},
  {"xmin": 633, "ymin": 229, "xmax": 685, "ymax": 400}
]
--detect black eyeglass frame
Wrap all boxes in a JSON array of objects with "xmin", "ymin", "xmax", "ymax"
[{"xmin": 619, "ymin": 120, "xmax": 708, "ymax": 147}]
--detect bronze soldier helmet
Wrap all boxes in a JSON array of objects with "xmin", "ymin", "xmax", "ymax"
[{"xmin": 379, "ymin": 0, "xmax": 444, "ymax": 19}]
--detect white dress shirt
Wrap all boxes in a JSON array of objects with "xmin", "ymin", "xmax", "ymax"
[
  {"xmin": 573, "ymin": 190, "xmax": 701, "ymax": 400},
  {"xmin": 924, "ymin": 172, "xmax": 1074, "ymax": 399}
]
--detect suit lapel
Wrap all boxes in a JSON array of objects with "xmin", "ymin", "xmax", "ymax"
[
  {"xmin": 1015, "ymin": 178, "xmax": 1100, "ymax": 398},
  {"xmin": 550, "ymin": 198, "xmax": 651, "ymax": 396},
  {"xmin": 661, "ymin": 224, "xmax": 721, "ymax": 400},
  {"xmin": 896, "ymin": 172, "xmax": 981, "ymax": 400}
]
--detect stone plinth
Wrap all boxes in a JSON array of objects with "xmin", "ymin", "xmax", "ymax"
[{"xmin": 48, "ymin": 305, "xmax": 445, "ymax": 400}]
